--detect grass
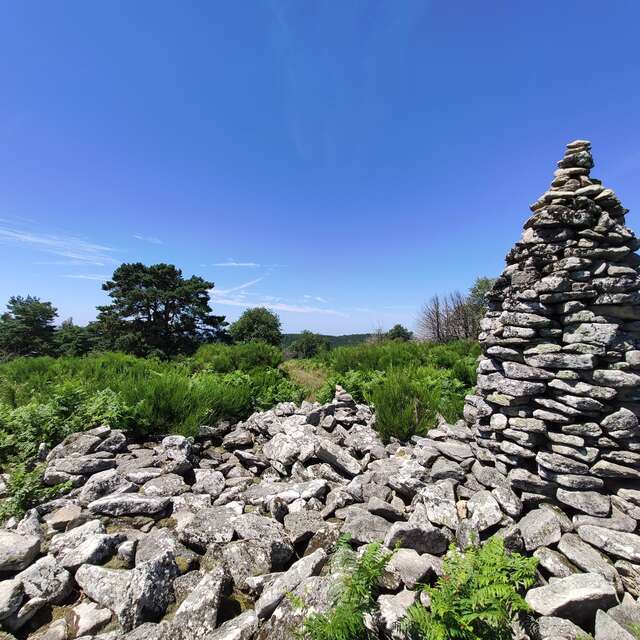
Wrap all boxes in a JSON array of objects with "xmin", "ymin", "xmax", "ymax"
[{"xmin": 280, "ymin": 359, "xmax": 330, "ymax": 401}]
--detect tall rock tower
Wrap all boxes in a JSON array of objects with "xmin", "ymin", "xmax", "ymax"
[{"xmin": 465, "ymin": 140, "xmax": 640, "ymax": 501}]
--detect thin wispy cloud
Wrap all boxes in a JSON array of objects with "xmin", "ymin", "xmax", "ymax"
[
  {"xmin": 304, "ymin": 295, "xmax": 328, "ymax": 303},
  {"xmin": 62, "ymin": 274, "xmax": 109, "ymax": 281},
  {"xmin": 214, "ymin": 277, "xmax": 265, "ymax": 296},
  {"xmin": 214, "ymin": 296, "xmax": 348, "ymax": 317},
  {"xmin": 0, "ymin": 223, "xmax": 118, "ymax": 266},
  {"xmin": 133, "ymin": 233, "xmax": 163, "ymax": 245},
  {"xmin": 213, "ymin": 259, "xmax": 260, "ymax": 267}
]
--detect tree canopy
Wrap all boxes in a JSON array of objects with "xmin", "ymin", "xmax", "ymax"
[
  {"xmin": 386, "ymin": 324, "xmax": 413, "ymax": 341},
  {"xmin": 230, "ymin": 307, "xmax": 282, "ymax": 346},
  {"xmin": 94, "ymin": 263, "xmax": 226, "ymax": 357},
  {"xmin": 0, "ymin": 295, "xmax": 58, "ymax": 359},
  {"xmin": 288, "ymin": 330, "xmax": 330, "ymax": 358}
]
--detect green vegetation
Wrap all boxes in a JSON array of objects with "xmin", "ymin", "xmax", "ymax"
[
  {"xmin": 302, "ymin": 537, "xmax": 392, "ymax": 640},
  {"xmin": 230, "ymin": 306, "xmax": 282, "ymax": 346},
  {"xmin": 93, "ymin": 262, "xmax": 227, "ymax": 357},
  {"xmin": 192, "ymin": 341, "xmax": 283, "ymax": 372},
  {"xmin": 0, "ymin": 295, "xmax": 58, "ymax": 359},
  {"xmin": 386, "ymin": 323, "xmax": 413, "ymax": 341},
  {"xmin": 299, "ymin": 339, "xmax": 479, "ymax": 441},
  {"xmin": 0, "ymin": 464, "xmax": 71, "ymax": 522},
  {"xmin": 0, "ymin": 350, "xmax": 304, "ymax": 469},
  {"xmin": 282, "ymin": 333, "xmax": 371, "ymax": 349},
  {"xmin": 287, "ymin": 331, "xmax": 330, "ymax": 359},
  {"xmin": 402, "ymin": 537, "xmax": 538, "ymax": 640}
]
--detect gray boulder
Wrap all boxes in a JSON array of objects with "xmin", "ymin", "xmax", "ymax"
[
  {"xmin": 88, "ymin": 494, "xmax": 170, "ymax": 517},
  {"xmin": 525, "ymin": 572, "xmax": 618, "ymax": 628},
  {"xmin": 169, "ymin": 567, "xmax": 229, "ymax": 639},
  {"xmin": 518, "ymin": 508, "xmax": 562, "ymax": 551},
  {"xmin": 0, "ymin": 530, "xmax": 40, "ymax": 572},
  {"xmin": 75, "ymin": 550, "xmax": 179, "ymax": 632},
  {"xmin": 255, "ymin": 549, "xmax": 327, "ymax": 619}
]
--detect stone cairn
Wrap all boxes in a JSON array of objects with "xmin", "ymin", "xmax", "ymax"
[{"xmin": 465, "ymin": 139, "xmax": 640, "ymax": 504}]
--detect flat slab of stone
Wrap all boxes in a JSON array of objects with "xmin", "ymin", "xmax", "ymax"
[
  {"xmin": 578, "ymin": 525, "xmax": 640, "ymax": 562},
  {"xmin": 525, "ymin": 572, "xmax": 617, "ymax": 627},
  {"xmin": 88, "ymin": 494, "xmax": 170, "ymax": 517}
]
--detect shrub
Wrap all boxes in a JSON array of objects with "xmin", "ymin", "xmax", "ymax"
[
  {"xmin": 0, "ymin": 464, "xmax": 71, "ymax": 523},
  {"xmin": 401, "ymin": 537, "xmax": 538, "ymax": 640},
  {"xmin": 0, "ymin": 353, "xmax": 303, "ymax": 460},
  {"xmin": 302, "ymin": 537, "xmax": 392, "ymax": 640},
  {"xmin": 316, "ymin": 369, "xmax": 386, "ymax": 404},
  {"xmin": 368, "ymin": 369, "xmax": 435, "ymax": 442},
  {"xmin": 229, "ymin": 307, "xmax": 282, "ymax": 346},
  {"xmin": 288, "ymin": 331, "xmax": 330, "ymax": 359},
  {"xmin": 192, "ymin": 341, "xmax": 283, "ymax": 372}
]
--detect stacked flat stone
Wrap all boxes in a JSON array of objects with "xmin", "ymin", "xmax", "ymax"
[{"xmin": 465, "ymin": 140, "xmax": 640, "ymax": 501}]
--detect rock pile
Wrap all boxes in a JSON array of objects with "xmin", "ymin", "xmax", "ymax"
[
  {"xmin": 465, "ymin": 139, "xmax": 640, "ymax": 494},
  {"xmin": 0, "ymin": 385, "xmax": 637, "ymax": 639}
]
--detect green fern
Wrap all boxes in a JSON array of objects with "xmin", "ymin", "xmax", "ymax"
[
  {"xmin": 302, "ymin": 536, "xmax": 392, "ymax": 640},
  {"xmin": 401, "ymin": 536, "xmax": 538, "ymax": 640}
]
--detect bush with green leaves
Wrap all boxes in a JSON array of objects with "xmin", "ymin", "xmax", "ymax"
[
  {"xmin": 0, "ymin": 464, "xmax": 71, "ymax": 523},
  {"xmin": 229, "ymin": 307, "xmax": 282, "ymax": 346},
  {"xmin": 192, "ymin": 341, "xmax": 283, "ymax": 372},
  {"xmin": 301, "ymin": 537, "xmax": 392, "ymax": 640},
  {"xmin": 316, "ymin": 369, "xmax": 386, "ymax": 404},
  {"xmin": 402, "ymin": 537, "xmax": 538, "ymax": 640}
]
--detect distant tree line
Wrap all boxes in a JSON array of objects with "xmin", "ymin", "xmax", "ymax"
[
  {"xmin": 0, "ymin": 261, "xmax": 492, "ymax": 361},
  {"xmin": 418, "ymin": 277, "xmax": 495, "ymax": 343}
]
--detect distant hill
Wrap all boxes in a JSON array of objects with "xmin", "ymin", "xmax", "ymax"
[{"xmin": 282, "ymin": 333, "xmax": 371, "ymax": 349}]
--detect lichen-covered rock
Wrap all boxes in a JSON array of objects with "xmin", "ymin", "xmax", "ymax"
[
  {"xmin": 75, "ymin": 550, "xmax": 179, "ymax": 631},
  {"xmin": 525, "ymin": 572, "xmax": 618, "ymax": 627},
  {"xmin": 0, "ymin": 531, "xmax": 40, "ymax": 573}
]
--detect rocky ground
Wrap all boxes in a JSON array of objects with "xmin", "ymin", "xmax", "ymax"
[{"xmin": 1, "ymin": 387, "xmax": 640, "ymax": 640}]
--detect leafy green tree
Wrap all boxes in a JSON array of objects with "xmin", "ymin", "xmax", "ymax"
[
  {"xmin": 289, "ymin": 330, "xmax": 330, "ymax": 358},
  {"xmin": 230, "ymin": 307, "xmax": 282, "ymax": 347},
  {"xmin": 386, "ymin": 324, "xmax": 413, "ymax": 341},
  {"xmin": 54, "ymin": 319, "xmax": 94, "ymax": 357},
  {"xmin": 0, "ymin": 295, "xmax": 58, "ymax": 359},
  {"xmin": 468, "ymin": 277, "xmax": 496, "ymax": 316},
  {"xmin": 94, "ymin": 263, "xmax": 226, "ymax": 357}
]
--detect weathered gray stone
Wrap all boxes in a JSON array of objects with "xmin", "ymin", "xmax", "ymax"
[
  {"xmin": 75, "ymin": 550, "xmax": 179, "ymax": 631},
  {"xmin": 255, "ymin": 549, "xmax": 327, "ymax": 619},
  {"xmin": 519, "ymin": 508, "xmax": 562, "ymax": 551},
  {"xmin": 384, "ymin": 521, "xmax": 448, "ymax": 556},
  {"xmin": 467, "ymin": 490, "xmax": 502, "ymax": 532},
  {"xmin": 0, "ymin": 579, "xmax": 23, "ymax": 621},
  {"xmin": 0, "ymin": 531, "xmax": 40, "ymax": 572},
  {"xmin": 557, "ymin": 489, "xmax": 611, "ymax": 516},
  {"xmin": 192, "ymin": 469, "xmax": 225, "ymax": 497},
  {"xmin": 558, "ymin": 533, "xmax": 623, "ymax": 593},
  {"xmin": 525, "ymin": 572, "xmax": 617, "ymax": 627},
  {"xmin": 169, "ymin": 567, "xmax": 229, "ymax": 639},
  {"xmin": 88, "ymin": 494, "xmax": 170, "ymax": 517},
  {"xmin": 578, "ymin": 525, "xmax": 640, "ymax": 562}
]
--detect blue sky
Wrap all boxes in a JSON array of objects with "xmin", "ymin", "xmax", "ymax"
[{"xmin": 1, "ymin": 1, "xmax": 639, "ymax": 334}]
